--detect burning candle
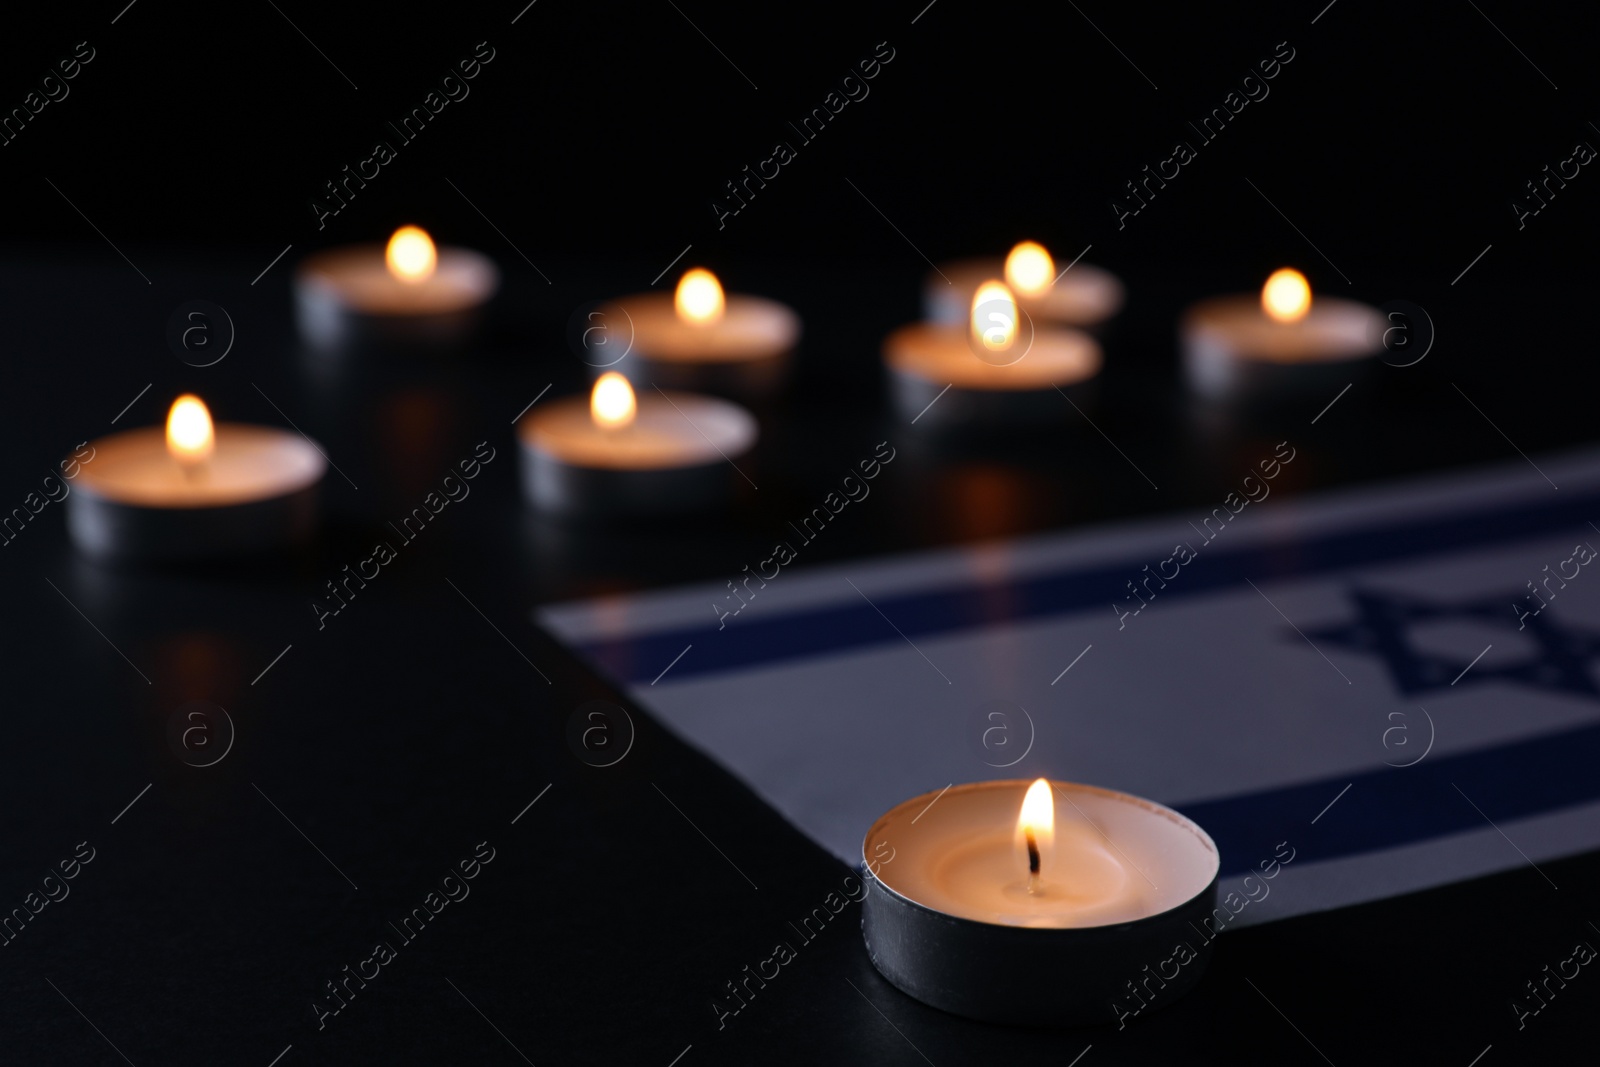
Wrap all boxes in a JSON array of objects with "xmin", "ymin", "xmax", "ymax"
[
  {"xmin": 516, "ymin": 372, "xmax": 758, "ymax": 516},
  {"xmin": 926, "ymin": 240, "xmax": 1124, "ymax": 331},
  {"xmin": 884, "ymin": 279, "xmax": 1102, "ymax": 429},
  {"xmin": 293, "ymin": 225, "xmax": 500, "ymax": 354},
  {"xmin": 66, "ymin": 395, "xmax": 327, "ymax": 562},
  {"xmin": 861, "ymin": 778, "xmax": 1219, "ymax": 1026},
  {"xmin": 1180, "ymin": 268, "xmax": 1386, "ymax": 401},
  {"xmin": 595, "ymin": 268, "xmax": 800, "ymax": 399}
]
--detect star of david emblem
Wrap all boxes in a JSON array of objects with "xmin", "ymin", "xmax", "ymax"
[{"xmin": 1303, "ymin": 587, "xmax": 1600, "ymax": 699}]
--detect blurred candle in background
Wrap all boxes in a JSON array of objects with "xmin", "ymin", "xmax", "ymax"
[
  {"xmin": 886, "ymin": 278, "xmax": 1102, "ymax": 430},
  {"xmin": 67, "ymin": 395, "xmax": 326, "ymax": 562},
  {"xmin": 294, "ymin": 225, "xmax": 500, "ymax": 355},
  {"xmin": 596, "ymin": 268, "xmax": 800, "ymax": 399},
  {"xmin": 927, "ymin": 240, "xmax": 1124, "ymax": 332},
  {"xmin": 517, "ymin": 373, "xmax": 758, "ymax": 516},
  {"xmin": 1181, "ymin": 267, "xmax": 1386, "ymax": 402}
]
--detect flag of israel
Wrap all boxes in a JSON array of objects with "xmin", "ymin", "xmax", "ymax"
[{"xmin": 541, "ymin": 450, "xmax": 1600, "ymax": 926}]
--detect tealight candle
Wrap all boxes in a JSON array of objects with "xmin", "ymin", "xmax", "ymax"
[
  {"xmin": 926, "ymin": 241, "xmax": 1124, "ymax": 331},
  {"xmin": 862, "ymin": 779, "xmax": 1219, "ymax": 1026},
  {"xmin": 885, "ymin": 280, "xmax": 1102, "ymax": 429},
  {"xmin": 1181, "ymin": 268, "xmax": 1386, "ymax": 400},
  {"xmin": 66, "ymin": 395, "xmax": 327, "ymax": 562},
  {"xmin": 517, "ymin": 372, "xmax": 758, "ymax": 516},
  {"xmin": 597, "ymin": 268, "xmax": 800, "ymax": 398},
  {"xmin": 294, "ymin": 226, "xmax": 500, "ymax": 354}
]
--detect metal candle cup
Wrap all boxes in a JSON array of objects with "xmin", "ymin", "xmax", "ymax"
[
  {"xmin": 925, "ymin": 254, "xmax": 1124, "ymax": 332},
  {"xmin": 293, "ymin": 231, "xmax": 499, "ymax": 355},
  {"xmin": 1180, "ymin": 271, "xmax": 1385, "ymax": 401},
  {"xmin": 66, "ymin": 421, "xmax": 326, "ymax": 563},
  {"xmin": 884, "ymin": 322, "xmax": 1101, "ymax": 430},
  {"xmin": 861, "ymin": 779, "xmax": 1220, "ymax": 1027},
  {"xmin": 597, "ymin": 269, "xmax": 800, "ymax": 400},
  {"xmin": 516, "ymin": 377, "xmax": 757, "ymax": 517}
]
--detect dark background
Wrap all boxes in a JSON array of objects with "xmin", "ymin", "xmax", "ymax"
[
  {"xmin": 0, "ymin": 1, "xmax": 1598, "ymax": 1065},
  {"xmin": 2, "ymin": 0, "xmax": 1597, "ymax": 277}
]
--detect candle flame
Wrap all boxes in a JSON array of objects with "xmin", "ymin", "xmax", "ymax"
[
  {"xmin": 591, "ymin": 372, "xmax": 637, "ymax": 430},
  {"xmin": 1019, "ymin": 778, "xmax": 1055, "ymax": 890},
  {"xmin": 166, "ymin": 394, "xmax": 215, "ymax": 466},
  {"xmin": 386, "ymin": 225, "xmax": 438, "ymax": 284},
  {"xmin": 675, "ymin": 268, "xmax": 725, "ymax": 325},
  {"xmin": 1019, "ymin": 778, "xmax": 1055, "ymax": 845},
  {"xmin": 1262, "ymin": 268, "xmax": 1311, "ymax": 323},
  {"xmin": 970, "ymin": 280, "xmax": 1019, "ymax": 353},
  {"xmin": 1004, "ymin": 241, "xmax": 1055, "ymax": 296}
]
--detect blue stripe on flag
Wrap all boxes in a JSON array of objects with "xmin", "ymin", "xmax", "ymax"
[
  {"xmin": 560, "ymin": 487, "xmax": 1600, "ymax": 685},
  {"xmin": 1185, "ymin": 719, "xmax": 1600, "ymax": 878}
]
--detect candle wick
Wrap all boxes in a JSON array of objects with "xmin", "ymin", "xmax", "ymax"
[{"xmin": 1025, "ymin": 829, "xmax": 1041, "ymax": 894}]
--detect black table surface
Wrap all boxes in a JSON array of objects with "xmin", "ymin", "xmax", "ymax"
[{"xmin": 1, "ymin": 249, "xmax": 1595, "ymax": 1066}]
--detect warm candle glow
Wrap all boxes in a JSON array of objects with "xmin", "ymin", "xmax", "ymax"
[
  {"xmin": 590, "ymin": 372, "xmax": 637, "ymax": 430},
  {"xmin": 166, "ymin": 394, "xmax": 215, "ymax": 467},
  {"xmin": 1261, "ymin": 268, "xmax": 1311, "ymax": 323},
  {"xmin": 1004, "ymin": 241, "xmax": 1055, "ymax": 296},
  {"xmin": 970, "ymin": 280, "xmax": 1019, "ymax": 354},
  {"xmin": 674, "ymin": 268, "xmax": 725, "ymax": 325},
  {"xmin": 385, "ymin": 225, "xmax": 438, "ymax": 284},
  {"xmin": 1018, "ymin": 778, "xmax": 1055, "ymax": 890}
]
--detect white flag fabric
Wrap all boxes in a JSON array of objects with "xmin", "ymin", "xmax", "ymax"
[{"xmin": 540, "ymin": 449, "xmax": 1600, "ymax": 925}]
